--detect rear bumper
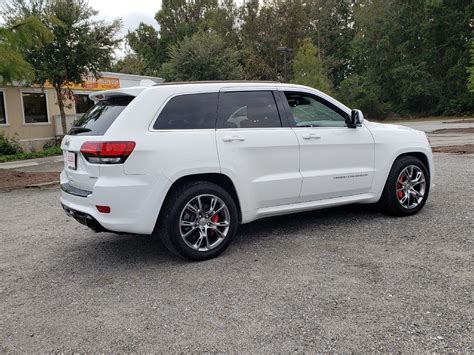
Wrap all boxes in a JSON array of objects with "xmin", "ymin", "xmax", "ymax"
[
  {"xmin": 62, "ymin": 204, "xmax": 107, "ymax": 232},
  {"xmin": 61, "ymin": 183, "xmax": 91, "ymax": 198},
  {"xmin": 60, "ymin": 170, "xmax": 172, "ymax": 235}
]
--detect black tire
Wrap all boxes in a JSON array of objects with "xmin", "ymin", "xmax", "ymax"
[
  {"xmin": 156, "ymin": 181, "xmax": 239, "ymax": 261},
  {"xmin": 379, "ymin": 156, "xmax": 430, "ymax": 216}
]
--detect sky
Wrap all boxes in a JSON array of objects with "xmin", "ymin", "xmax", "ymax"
[
  {"xmin": 88, "ymin": 0, "xmax": 162, "ymax": 57},
  {"xmin": 88, "ymin": 0, "xmax": 161, "ymax": 37}
]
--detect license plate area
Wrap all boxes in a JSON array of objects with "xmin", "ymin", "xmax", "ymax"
[{"xmin": 66, "ymin": 151, "xmax": 77, "ymax": 170}]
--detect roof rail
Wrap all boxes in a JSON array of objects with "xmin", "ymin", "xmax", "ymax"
[{"xmin": 153, "ymin": 80, "xmax": 280, "ymax": 86}]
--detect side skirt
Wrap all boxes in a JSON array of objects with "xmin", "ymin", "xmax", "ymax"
[{"xmin": 242, "ymin": 193, "xmax": 376, "ymax": 223}]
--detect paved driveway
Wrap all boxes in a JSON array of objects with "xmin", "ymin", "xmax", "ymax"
[
  {"xmin": 396, "ymin": 119, "xmax": 474, "ymax": 147},
  {"xmin": 1, "ymin": 153, "xmax": 472, "ymax": 352}
]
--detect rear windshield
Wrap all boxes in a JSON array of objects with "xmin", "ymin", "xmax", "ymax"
[{"xmin": 69, "ymin": 95, "xmax": 134, "ymax": 136}]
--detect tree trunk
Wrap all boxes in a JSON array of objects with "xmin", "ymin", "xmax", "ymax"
[{"xmin": 55, "ymin": 85, "xmax": 68, "ymax": 136}]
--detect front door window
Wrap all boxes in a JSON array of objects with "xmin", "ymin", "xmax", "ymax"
[{"xmin": 284, "ymin": 91, "xmax": 347, "ymax": 128}]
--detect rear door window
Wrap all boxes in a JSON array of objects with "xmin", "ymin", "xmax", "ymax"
[
  {"xmin": 69, "ymin": 95, "xmax": 134, "ymax": 136},
  {"xmin": 153, "ymin": 93, "xmax": 218, "ymax": 130},
  {"xmin": 218, "ymin": 91, "xmax": 282, "ymax": 128}
]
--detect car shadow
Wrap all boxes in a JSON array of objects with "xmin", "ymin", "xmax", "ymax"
[
  {"xmin": 59, "ymin": 203, "xmax": 384, "ymax": 270},
  {"xmin": 242, "ymin": 203, "xmax": 380, "ymax": 233}
]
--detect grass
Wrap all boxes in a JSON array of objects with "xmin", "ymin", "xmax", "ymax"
[{"xmin": 0, "ymin": 147, "xmax": 62, "ymax": 163}]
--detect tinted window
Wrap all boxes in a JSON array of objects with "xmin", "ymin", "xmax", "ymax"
[
  {"xmin": 70, "ymin": 95, "xmax": 134, "ymax": 136},
  {"xmin": 22, "ymin": 92, "xmax": 48, "ymax": 123},
  {"xmin": 284, "ymin": 91, "xmax": 347, "ymax": 127},
  {"xmin": 219, "ymin": 91, "xmax": 281, "ymax": 128},
  {"xmin": 0, "ymin": 92, "xmax": 6, "ymax": 124},
  {"xmin": 153, "ymin": 93, "xmax": 218, "ymax": 130}
]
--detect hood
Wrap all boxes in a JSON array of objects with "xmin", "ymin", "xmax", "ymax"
[{"xmin": 364, "ymin": 120, "xmax": 416, "ymax": 132}]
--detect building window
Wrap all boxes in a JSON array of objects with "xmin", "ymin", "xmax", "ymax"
[
  {"xmin": 75, "ymin": 94, "xmax": 94, "ymax": 115},
  {"xmin": 0, "ymin": 92, "xmax": 6, "ymax": 124},
  {"xmin": 22, "ymin": 92, "xmax": 48, "ymax": 123}
]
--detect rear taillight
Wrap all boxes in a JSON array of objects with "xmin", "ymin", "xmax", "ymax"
[{"xmin": 80, "ymin": 141, "xmax": 136, "ymax": 164}]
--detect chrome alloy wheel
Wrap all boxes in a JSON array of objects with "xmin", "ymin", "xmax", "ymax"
[
  {"xmin": 396, "ymin": 165, "xmax": 426, "ymax": 210},
  {"xmin": 179, "ymin": 194, "xmax": 231, "ymax": 252}
]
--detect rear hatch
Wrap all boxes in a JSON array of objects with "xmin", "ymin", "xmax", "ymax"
[{"xmin": 61, "ymin": 95, "xmax": 135, "ymax": 192}]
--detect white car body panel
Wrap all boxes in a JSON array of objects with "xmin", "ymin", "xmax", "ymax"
[
  {"xmin": 60, "ymin": 82, "xmax": 434, "ymax": 234},
  {"xmin": 363, "ymin": 120, "xmax": 434, "ymax": 201},
  {"xmin": 294, "ymin": 125, "xmax": 375, "ymax": 202},
  {"xmin": 216, "ymin": 127, "xmax": 301, "ymax": 210}
]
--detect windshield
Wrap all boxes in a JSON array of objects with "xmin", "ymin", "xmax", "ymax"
[{"xmin": 69, "ymin": 95, "xmax": 135, "ymax": 136}]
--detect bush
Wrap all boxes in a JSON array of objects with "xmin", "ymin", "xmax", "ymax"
[
  {"xmin": 0, "ymin": 146, "xmax": 62, "ymax": 163},
  {"xmin": 43, "ymin": 136, "xmax": 63, "ymax": 149},
  {"xmin": 0, "ymin": 133, "xmax": 23, "ymax": 155}
]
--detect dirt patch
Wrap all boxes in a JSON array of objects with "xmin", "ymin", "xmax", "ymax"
[
  {"xmin": 443, "ymin": 119, "xmax": 474, "ymax": 124},
  {"xmin": 432, "ymin": 144, "xmax": 474, "ymax": 154},
  {"xmin": 431, "ymin": 127, "xmax": 474, "ymax": 134},
  {"xmin": 0, "ymin": 169, "xmax": 59, "ymax": 191}
]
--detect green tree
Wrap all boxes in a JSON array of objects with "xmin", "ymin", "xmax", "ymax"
[
  {"xmin": 238, "ymin": 0, "xmax": 277, "ymax": 80},
  {"xmin": 0, "ymin": 16, "xmax": 52, "ymax": 83},
  {"xmin": 155, "ymin": 0, "xmax": 219, "ymax": 59},
  {"xmin": 308, "ymin": 0, "xmax": 356, "ymax": 88},
  {"xmin": 238, "ymin": 0, "xmax": 310, "ymax": 81},
  {"xmin": 350, "ymin": 0, "xmax": 474, "ymax": 116},
  {"xmin": 468, "ymin": 38, "xmax": 474, "ymax": 93},
  {"xmin": 110, "ymin": 53, "xmax": 147, "ymax": 76},
  {"xmin": 199, "ymin": 0, "xmax": 240, "ymax": 46},
  {"xmin": 127, "ymin": 0, "xmax": 222, "ymax": 74},
  {"xmin": 126, "ymin": 23, "xmax": 163, "ymax": 75},
  {"xmin": 291, "ymin": 38, "xmax": 332, "ymax": 93},
  {"xmin": 338, "ymin": 74, "xmax": 391, "ymax": 118},
  {"xmin": 2, "ymin": 0, "xmax": 121, "ymax": 135},
  {"xmin": 161, "ymin": 31, "xmax": 243, "ymax": 81}
]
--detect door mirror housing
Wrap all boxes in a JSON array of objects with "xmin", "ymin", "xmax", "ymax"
[{"xmin": 348, "ymin": 109, "xmax": 364, "ymax": 128}]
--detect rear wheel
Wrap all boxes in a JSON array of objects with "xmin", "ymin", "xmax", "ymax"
[
  {"xmin": 379, "ymin": 156, "xmax": 430, "ymax": 216},
  {"xmin": 157, "ymin": 182, "xmax": 238, "ymax": 261}
]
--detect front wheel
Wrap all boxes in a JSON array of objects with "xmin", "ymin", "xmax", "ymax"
[
  {"xmin": 157, "ymin": 182, "xmax": 239, "ymax": 261},
  {"xmin": 379, "ymin": 156, "xmax": 430, "ymax": 216}
]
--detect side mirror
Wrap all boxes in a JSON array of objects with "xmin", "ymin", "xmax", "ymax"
[{"xmin": 348, "ymin": 109, "xmax": 364, "ymax": 128}]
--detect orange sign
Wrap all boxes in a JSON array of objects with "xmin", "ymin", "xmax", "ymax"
[
  {"xmin": 70, "ymin": 76, "xmax": 120, "ymax": 90},
  {"xmin": 41, "ymin": 76, "xmax": 121, "ymax": 91}
]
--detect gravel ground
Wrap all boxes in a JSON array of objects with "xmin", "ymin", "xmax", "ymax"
[{"xmin": 0, "ymin": 153, "xmax": 472, "ymax": 352}]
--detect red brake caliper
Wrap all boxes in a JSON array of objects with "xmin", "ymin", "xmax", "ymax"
[
  {"xmin": 209, "ymin": 214, "xmax": 219, "ymax": 236},
  {"xmin": 397, "ymin": 176, "xmax": 406, "ymax": 199}
]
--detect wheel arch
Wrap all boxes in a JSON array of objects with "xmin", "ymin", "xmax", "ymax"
[
  {"xmin": 377, "ymin": 150, "xmax": 432, "ymax": 216},
  {"xmin": 370, "ymin": 148, "xmax": 433, "ymax": 204},
  {"xmin": 160, "ymin": 173, "xmax": 242, "ymax": 223},
  {"xmin": 394, "ymin": 151, "xmax": 431, "ymax": 175}
]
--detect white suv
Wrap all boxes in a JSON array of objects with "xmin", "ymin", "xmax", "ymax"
[{"xmin": 60, "ymin": 82, "xmax": 433, "ymax": 260}]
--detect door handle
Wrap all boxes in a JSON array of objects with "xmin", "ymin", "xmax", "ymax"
[
  {"xmin": 222, "ymin": 135, "xmax": 245, "ymax": 142},
  {"xmin": 302, "ymin": 133, "xmax": 321, "ymax": 140}
]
